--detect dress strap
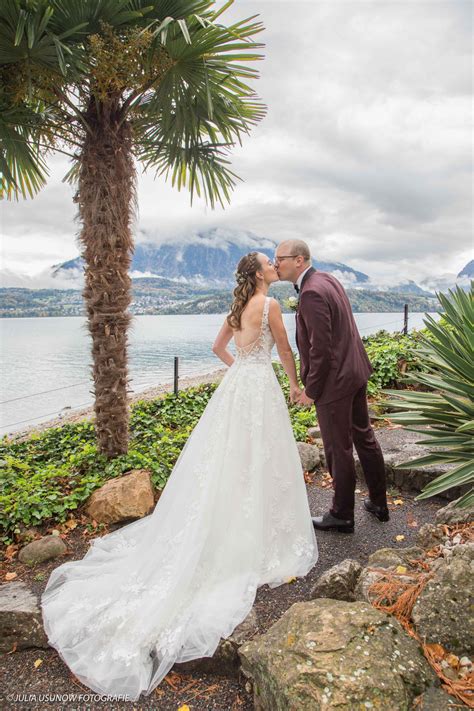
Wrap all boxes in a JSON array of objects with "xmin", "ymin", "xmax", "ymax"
[{"xmin": 262, "ymin": 296, "xmax": 271, "ymax": 329}]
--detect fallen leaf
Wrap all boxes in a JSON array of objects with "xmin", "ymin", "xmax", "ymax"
[
  {"xmin": 34, "ymin": 658, "xmax": 43, "ymax": 668},
  {"xmin": 395, "ymin": 535, "xmax": 405, "ymax": 542},
  {"xmin": 286, "ymin": 633, "xmax": 296, "ymax": 646},
  {"xmin": 164, "ymin": 672, "xmax": 181, "ymax": 690},
  {"xmin": 177, "ymin": 706, "xmax": 191, "ymax": 711},
  {"xmin": 4, "ymin": 544, "xmax": 19, "ymax": 561},
  {"xmin": 395, "ymin": 565, "xmax": 407, "ymax": 574},
  {"xmin": 63, "ymin": 519, "xmax": 78, "ymax": 530},
  {"xmin": 286, "ymin": 576, "xmax": 296, "ymax": 584},
  {"xmin": 446, "ymin": 653, "xmax": 460, "ymax": 669},
  {"xmin": 7, "ymin": 641, "xmax": 18, "ymax": 654},
  {"xmin": 425, "ymin": 643, "xmax": 446, "ymax": 658},
  {"xmin": 5, "ymin": 572, "xmax": 17, "ymax": 581},
  {"xmin": 393, "ymin": 499, "xmax": 404, "ymax": 506}
]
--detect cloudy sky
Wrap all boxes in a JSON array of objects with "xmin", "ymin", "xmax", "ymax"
[{"xmin": 1, "ymin": 0, "xmax": 472, "ymax": 288}]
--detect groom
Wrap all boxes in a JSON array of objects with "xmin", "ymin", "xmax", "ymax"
[{"xmin": 275, "ymin": 239, "xmax": 389, "ymax": 533}]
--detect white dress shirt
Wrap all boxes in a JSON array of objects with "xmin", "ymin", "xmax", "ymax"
[{"xmin": 295, "ymin": 266, "xmax": 312, "ymax": 291}]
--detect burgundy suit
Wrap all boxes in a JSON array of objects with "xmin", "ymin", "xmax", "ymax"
[{"xmin": 296, "ymin": 268, "xmax": 387, "ymax": 519}]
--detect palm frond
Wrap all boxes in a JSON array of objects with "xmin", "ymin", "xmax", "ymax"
[{"xmin": 0, "ymin": 98, "xmax": 50, "ymax": 198}]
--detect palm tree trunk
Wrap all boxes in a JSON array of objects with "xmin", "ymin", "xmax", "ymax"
[{"xmin": 77, "ymin": 99, "xmax": 136, "ymax": 457}]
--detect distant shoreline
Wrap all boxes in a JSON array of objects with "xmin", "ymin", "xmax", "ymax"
[{"xmin": 3, "ymin": 368, "xmax": 227, "ymax": 443}]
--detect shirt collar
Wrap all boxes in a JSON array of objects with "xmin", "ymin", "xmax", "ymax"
[{"xmin": 296, "ymin": 266, "xmax": 312, "ymax": 291}]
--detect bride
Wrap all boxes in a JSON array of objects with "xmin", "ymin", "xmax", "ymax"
[{"xmin": 41, "ymin": 251, "xmax": 318, "ymax": 701}]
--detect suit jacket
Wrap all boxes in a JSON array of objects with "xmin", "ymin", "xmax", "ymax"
[{"xmin": 296, "ymin": 268, "xmax": 373, "ymax": 404}]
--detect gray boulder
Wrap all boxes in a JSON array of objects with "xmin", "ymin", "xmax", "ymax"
[
  {"xmin": 307, "ymin": 426, "xmax": 321, "ymax": 439},
  {"xmin": 435, "ymin": 497, "xmax": 474, "ymax": 525},
  {"xmin": 239, "ymin": 598, "xmax": 436, "ymax": 710},
  {"xmin": 176, "ymin": 608, "xmax": 259, "ymax": 677},
  {"xmin": 416, "ymin": 686, "xmax": 469, "ymax": 710},
  {"xmin": 412, "ymin": 543, "xmax": 474, "ymax": 656},
  {"xmin": 367, "ymin": 546, "xmax": 424, "ymax": 568},
  {"xmin": 0, "ymin": 581, "xmax": 49, "ymax": 652},
  {"xmin": 416, "ymin": 523, "xmax": 447, "ymax": 550},
  {"xmin": 355, "ymin": 428, "xmax": 467, "ymax": 500},
  {"xmin": 18, "ymin": 534, "xmax": 67, "ymax": 566},
  {"xmin": 355, "ymin": 547, "xmax": 424, "ymax": 602},
  {"xmin": 311, "ymin": 559, "xmax": 362, "ymax": 602},
  {"xmin": 296, "ymin": 443, "xmax": 320, "ymax": 472}
]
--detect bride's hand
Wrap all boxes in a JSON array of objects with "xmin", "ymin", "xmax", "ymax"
[{"xmin": 289, "ymin": 384, "xmax": 303, "ymax": 404}]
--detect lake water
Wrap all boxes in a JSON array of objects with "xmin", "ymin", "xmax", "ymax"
[{"xmin": 0, "ymin": 311, "xmax": 435, "ymax": 436}]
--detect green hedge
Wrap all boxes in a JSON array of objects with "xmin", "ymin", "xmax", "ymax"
[{"xmin": 362, "ymin": 329, "xmax": 423, "ymax": 396}]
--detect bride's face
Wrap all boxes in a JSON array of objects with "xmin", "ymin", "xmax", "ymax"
[{"xmin": 256, "ymin": 254, "xmax": 279, "ymax": 285}]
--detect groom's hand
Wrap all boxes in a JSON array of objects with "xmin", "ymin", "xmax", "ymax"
[{"xmin": 298, "ymin": 391, "xmax": 314, "ymax": 407}]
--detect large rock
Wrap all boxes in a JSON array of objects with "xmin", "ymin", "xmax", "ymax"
[
  {"xmin": 435, "ymin": 497, "xmax": 474, "ymax": 525},
  {"xmin": 416, "ymin": 686, "xmax": 469, "ymax": 710},
  {"xmin": 354, "ymin": 547, "xmax": 424, "ymax": 602},
  {"xmin": 0, "ymin": 581, "xmax": 49, "ymax": 652},
  {"xmin": 412, "ymin": 543, "xmax": 474, "ymax": 656},
  {"xmin": 18, "ymin": 534, "xmax": 67, "ymax": 565},
  {"xmin": 296, "ymin": 443, "xmax": 320, "ymax": 472},
  {"xmin": 310, "ymin": 559, "xmax": 362, "ymax": 602},
  {"xmin": 416, "ymin": 523, "xmax": 447, "ymax": 550},
  {"xmin": 176, "ymin": 608, "xmax": 259, "ymax": 677},
  {"xmin": 355, "ymin": 428, "xmax": 468, "ymax": 500},
  {"xmin": 85, "ymin": 468, "xmax": 155, "ymax": 525},
  {"xmin": 239, "ymin": 598, "xmax": 436, "ymax": 710},
  {"xmin": 307, "ymin": 426, "xmax": 321, "ymax": 440}
]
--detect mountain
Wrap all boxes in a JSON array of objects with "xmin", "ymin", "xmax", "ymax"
[
  {"xmin": 458, "ymin": 260, "xmax": 474, "ymax": 279},
  {"xmin": 386, "ymin": 280, "xmax": 434, "ymax": 297},
  {"xmin": 51, "ymin": 229, "xmax": 370, "ymax": 288}
]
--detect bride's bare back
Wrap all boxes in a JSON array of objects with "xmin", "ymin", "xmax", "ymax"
[{"xmin": 232, "ymin": 294, "xmax": 267, "ymax": 350}]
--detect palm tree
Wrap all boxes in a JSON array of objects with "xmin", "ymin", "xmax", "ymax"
[{"xmin": 0, "ymin": 0, "xmax": 265, "ymax": 457}]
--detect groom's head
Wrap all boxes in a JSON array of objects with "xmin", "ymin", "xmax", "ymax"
[{"xmin": 275, "ymin": 240, "xmax": 312, "ymax": 284}]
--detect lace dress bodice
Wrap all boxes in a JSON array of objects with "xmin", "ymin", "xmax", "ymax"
[{"xmin": 234, "ymin": 296, "xmax": 274, "ymax": 363}]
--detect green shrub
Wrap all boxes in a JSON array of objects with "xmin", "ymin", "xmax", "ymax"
[
  {"xmin": 0, "ymin": 384, "xmax": 216, "ymax": 544},
  {"xmin": 362, "ymin": 330, "xmax": 423, "ymax": 396},
  {"xmin": 383, "ymin": 284, "xmax": 474, "ymax": 506}
]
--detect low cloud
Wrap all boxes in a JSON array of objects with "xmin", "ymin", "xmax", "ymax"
[{"xmin": 1, "ymin": 1, "xmax": 471, "ymax": 286}]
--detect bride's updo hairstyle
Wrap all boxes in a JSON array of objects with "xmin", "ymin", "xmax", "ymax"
[{"xmin": 227, "ymin": 252, "xmax": 261, "ymax": 330}]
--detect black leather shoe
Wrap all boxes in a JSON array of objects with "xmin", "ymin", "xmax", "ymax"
[
  {"xmin": 363, "ymin": 497, "xmax": 390, "ymax": 522},
  {"xmin": 312, "ymin": 512, "xmax": 354, "ymax": 534}
]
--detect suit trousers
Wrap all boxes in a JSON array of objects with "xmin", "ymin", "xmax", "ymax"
[{"xmin": 315, "ymin": 383, "xmax": 387, "ymax": 521}]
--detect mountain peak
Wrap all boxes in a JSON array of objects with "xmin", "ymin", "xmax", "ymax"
[
  {"xmin": 51, "ymin": 229, "xmax": 370, "ymax": 288},
  {"xmin": 458, "ymin": 260, "xmax": 474, "ymax": 279}
]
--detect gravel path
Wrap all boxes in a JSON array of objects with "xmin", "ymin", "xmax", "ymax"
[{"xmin": 1, "ymin": 473, "xmax": 444, "ymax": 711}]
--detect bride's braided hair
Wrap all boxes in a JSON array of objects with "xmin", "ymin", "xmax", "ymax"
[{"xmin": 227, "ymin": 252, "xmax": 261, "ymax": 330}]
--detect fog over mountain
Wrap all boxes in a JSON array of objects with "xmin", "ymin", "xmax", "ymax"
[
  {"xmin": 50, "ymin": 229, "xmax": 371, "ymax": 289},
  {"xmin": 1, "ymin": 228, "xmax": 470, "ymax": 295}
]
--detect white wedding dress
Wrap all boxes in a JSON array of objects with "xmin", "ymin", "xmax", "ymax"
[{"xmin": 41, "ymin": 296, "xmax": 318, "ymax": 701}]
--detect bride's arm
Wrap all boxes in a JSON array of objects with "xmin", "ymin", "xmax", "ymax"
[
  {"xmin": 268, "ymin": 299, "xmax": 301, "ymax": 402},
  {"xmin": 212, "ymin": 318, "xmax": 235, "ymax": 366}
]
